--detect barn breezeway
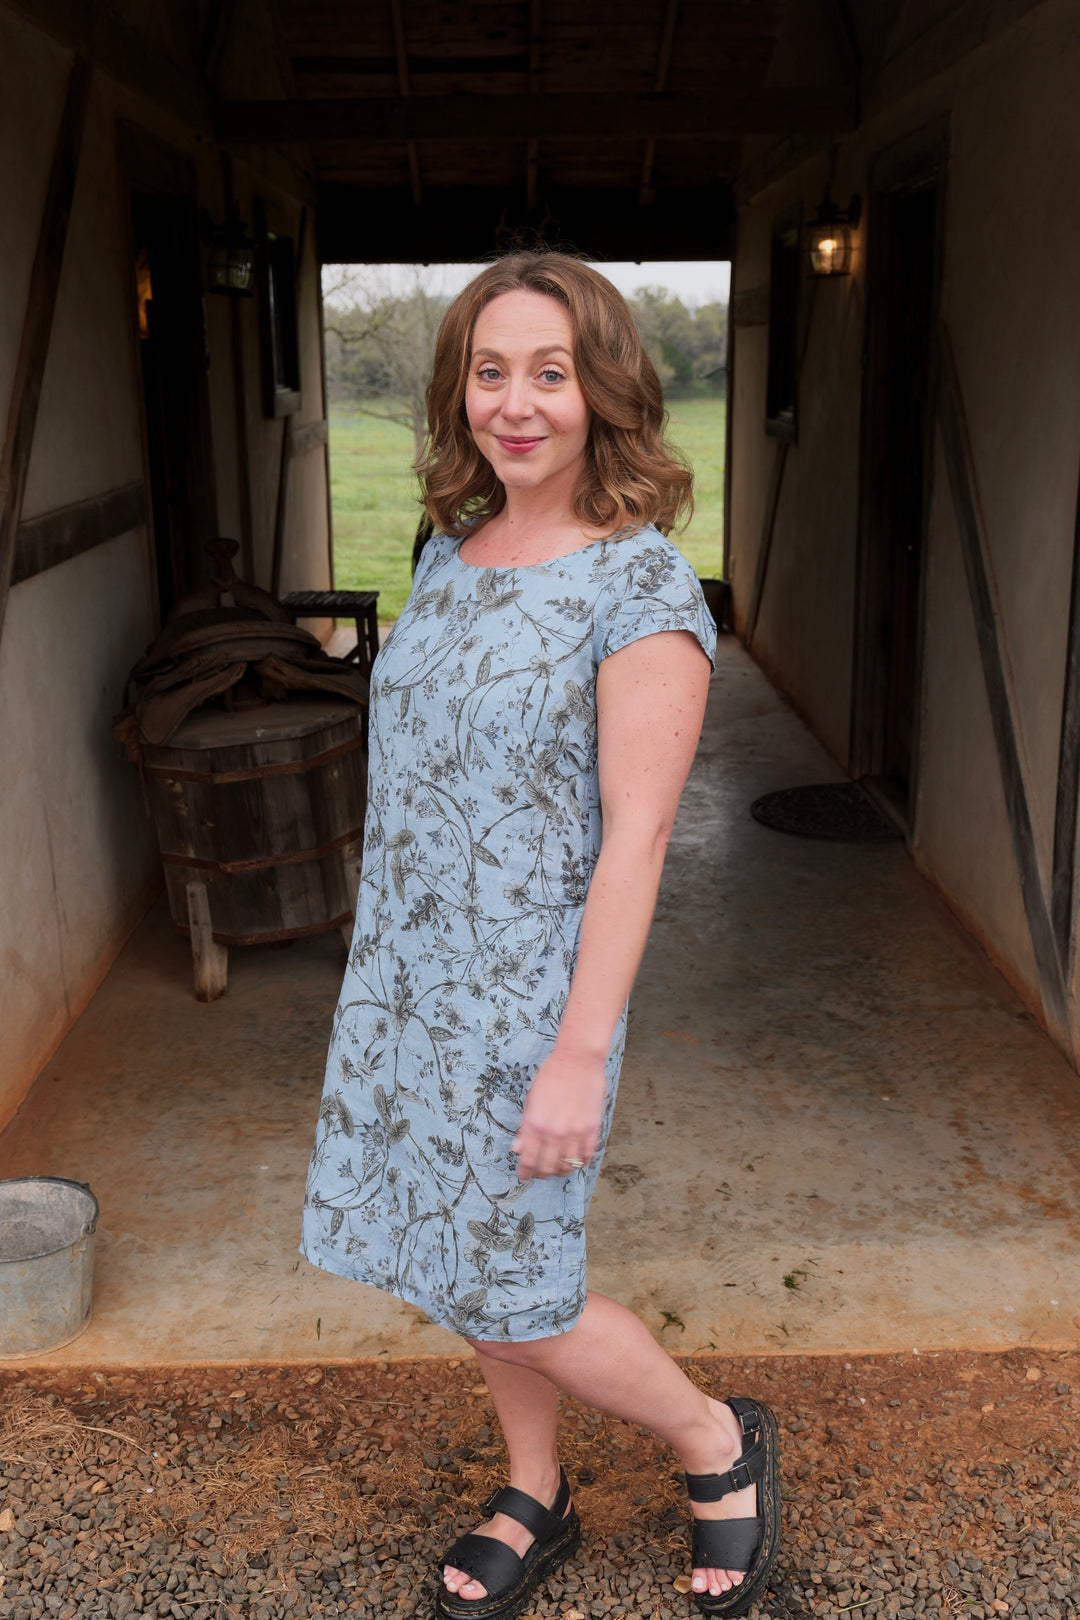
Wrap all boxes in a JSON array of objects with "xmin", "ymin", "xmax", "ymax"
[{"xmin": 2, "ymin": 637, "xmax": 1077, "ymax": 1367}]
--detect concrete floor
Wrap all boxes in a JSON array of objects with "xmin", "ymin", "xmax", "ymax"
[{"xmin": 3, "ymin": 636, "xmax": 1079, "ymax": 1365}]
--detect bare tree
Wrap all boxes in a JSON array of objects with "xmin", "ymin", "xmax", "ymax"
[{"xmin": 322, "ymin": 267, "xmax": 452, "ymax": 462}]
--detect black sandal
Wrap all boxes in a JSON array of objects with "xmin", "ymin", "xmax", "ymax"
[
  {"xmin": 685, "ymin": 1396, "xmax": 782, "ymax": 1618},
  {"xmin": 435, "ymin": 1466, "xmax": 581, "ymax": 1620}
]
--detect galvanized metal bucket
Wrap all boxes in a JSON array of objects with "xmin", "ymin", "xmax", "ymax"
[{"xmin": 0, "ymin": 1178, "xmax": 99, "ymax": 1357}]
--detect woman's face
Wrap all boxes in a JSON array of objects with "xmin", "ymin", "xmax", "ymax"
[{"xmin": 465, "ymin": 290, "xmax": 592, "ymax": 499}]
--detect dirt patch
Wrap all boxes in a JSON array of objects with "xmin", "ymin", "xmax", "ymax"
[{"xmin": 0, "ymin": 1349, "xmax": 1078, "ymax": 1618}]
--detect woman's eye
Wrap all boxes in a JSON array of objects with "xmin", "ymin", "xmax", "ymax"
[
  {"xmin": 539, "ymin": 368, "xmax": 565, "ymax": 384},
  {"xmin": 477, "ymin": 365, "xmax": 501, "ymax": 382}
]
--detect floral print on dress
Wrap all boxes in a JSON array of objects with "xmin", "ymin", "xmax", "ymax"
[{"xmin": 300, "ymin": 526, "xmax": 716, "ymax": 1340}]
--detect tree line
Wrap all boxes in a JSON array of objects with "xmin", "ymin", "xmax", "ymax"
[{"xmin": 322, "ymin": 268, "xmax": 727, "ymax": 458}]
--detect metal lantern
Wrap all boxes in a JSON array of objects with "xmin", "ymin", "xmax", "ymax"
[
  {"xmin": 806, "ymin": 194, "xmax": 861, "ymax": 277},
  {"xmin": 205, "ymin": 206, "xmax": 255, "ymax": 297}
]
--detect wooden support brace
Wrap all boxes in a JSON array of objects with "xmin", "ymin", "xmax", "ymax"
[
  {"xmin": 936, "ymin": 325, "xmax": 1066, "ymax": 1031},
  {"xmin": 1050, "ymin": 449, "xmax": 1080, "ymax": 973},
  {"xmin": 187, "ymin": 881, "xmax": 229, "ymax": 1002},
  {"xmin": 0, "ymin": 55, "xmax": 93, "ymax": 650}
]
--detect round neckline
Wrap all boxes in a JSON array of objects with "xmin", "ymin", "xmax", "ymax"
[{"xmin": 451, "ymin": 528, "xmax": 641, "ymax": 573}]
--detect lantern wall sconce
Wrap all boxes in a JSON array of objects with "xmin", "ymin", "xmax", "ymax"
[
  {"xmin": 806, "ymin": 191, "xmax": 862, "ymax": 277},
  {"xmin": 201, "ymin": 205, "xmax": 256, "ymax": 297}
]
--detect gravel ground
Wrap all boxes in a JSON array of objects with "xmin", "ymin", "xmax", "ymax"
[{"xmin": 0, "ymin": 1349, "xmax": 1077, "ymax": 1620}]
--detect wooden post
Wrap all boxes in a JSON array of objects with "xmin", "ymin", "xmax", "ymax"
[
  {"xmin": 186, "ymin": 881, "xmax": 229, "ymax": 1002},
  {"xmin": 0, "ymin": 56, "xmax": 93, "ymax": 649},
  {"xmin": 1050, "ymin": 450, "xmax": 1080, "ymax": 973}
]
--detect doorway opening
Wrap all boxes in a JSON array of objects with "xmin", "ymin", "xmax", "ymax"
[
  {"xmin": 320, "ymin": 260, "xmax": 731, "ymax": 628},
  {"xmin": 131, "ymin": 189, "xmax": 217, "ymax": 625},
  {"xmin": 852, "ymin": 140, "xmax": 947, "ymax": 825}
]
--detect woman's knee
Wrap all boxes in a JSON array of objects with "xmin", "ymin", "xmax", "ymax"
[{"xmin": 467, "ymin": 1336, "xmax": 546, "ymax": 1368}]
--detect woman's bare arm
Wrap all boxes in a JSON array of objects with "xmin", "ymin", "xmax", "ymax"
[{"xmin": 511, "ymin": 628, "xmax": 711, "ymax": 1180}]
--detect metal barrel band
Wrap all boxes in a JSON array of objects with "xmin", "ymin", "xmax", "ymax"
[
  {"xmin": 160, "ymin": 825, "xmax": 365, "ymax": 874},
  {"xmin": 143, "ymin": 730, "xmax": 363, "ymax": 785}
]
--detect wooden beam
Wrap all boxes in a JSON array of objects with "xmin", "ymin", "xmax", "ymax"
[
  {"xmin": 1051, "ymin": 452, "xmax": 1080, "ymax": 970},
  {"xmin": 0, "ymin": 55, "xmax": 92, "ymax": 648},
  {"xmin": 13, "ymin": 482, "xmax": 146, "ymax": 585},
  {"xmin": 936, "ymin": 325, "xmax": 1066, "ymax": 1029},
  {"xmin": 639, "ymin": 0, "xmax": 680, "ymax": 206},
  {"xmin": 218, "ymin": 88, "xmax": 857, "ymax": 144}
]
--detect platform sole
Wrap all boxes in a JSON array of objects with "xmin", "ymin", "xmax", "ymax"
[
  {"xmin": 434, "ymin": 1509, "xmax": 582, "ymax": 1620},
  {"xmin": 694, "ymin": 1399, "xmax": 782, "ymax": 1619}
]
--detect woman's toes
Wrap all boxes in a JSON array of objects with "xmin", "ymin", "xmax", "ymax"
[
  {"xmin": 692, "ymin": 1568, "xmax": 744, "ymax": 1596},
  {"xmin": 443, "ymin": 1566, "xmax": 487, "ymax": 1599}
]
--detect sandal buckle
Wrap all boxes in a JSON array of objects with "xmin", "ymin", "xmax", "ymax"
[
  {"xmin": 728, "ymin": 1458, "xmax": 753, "ymax": 1493},
  {"xmin": 481, "ymin": 1489, "xmax": 501, "ymax": 1515}
]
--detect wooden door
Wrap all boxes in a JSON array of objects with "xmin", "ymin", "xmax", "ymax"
[{"xmin": 852, "ymin": 165, "xmax": 944, "ymax": 822}]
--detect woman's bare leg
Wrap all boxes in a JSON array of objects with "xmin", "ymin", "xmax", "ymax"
[
  {"xmin": 445, "ymin": 1292, "xmax": 757, "ymax": 1602},
  {"xmin": 442, "ymin": 1352, "xmax": 566, "ymax": 1600}
]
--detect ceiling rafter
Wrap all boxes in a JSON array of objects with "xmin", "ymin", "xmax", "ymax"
[
  {"xmin": 639, "ymin": 0, "xmax": 680, "ymax": 206},
  {"xmin": 526, "ymin": 0, "xmax": 542, "ymax": 211},
  {"xmin": 217, "ymin": 88, "xmax": 856, "ymax": 145},
  {"xmin": 389, "ymin": 0, "xmax": 423, "ymax": 206}
]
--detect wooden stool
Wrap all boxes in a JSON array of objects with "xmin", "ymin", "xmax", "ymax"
[{"xmin": 280, "ymin": 590, "xmax": 380, "ymax": 677}]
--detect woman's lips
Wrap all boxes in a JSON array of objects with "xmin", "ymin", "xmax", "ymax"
[{"xmin": 496, "ymin": 435, "xmax": 545, "ymax": 455}]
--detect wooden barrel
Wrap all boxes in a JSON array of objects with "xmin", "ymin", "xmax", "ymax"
[{"xmin": 141, "ymin": 698, "xmax": 366, "ymax": 945}]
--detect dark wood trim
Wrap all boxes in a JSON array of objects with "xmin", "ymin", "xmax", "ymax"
[
  {"xmin": 2, "ymin": 0, "xmax": 211, "ymax": 132},
  {"xmin": 849, "ymin": 118, "xmax": 950, "ymax": 795},
  {"xmin": 221, "ymin": 153, "xmax": 256, "ymax": 586},
  {"xmin": 13, "ymin": 482, "xmax": 146, "ymax": 585},
  {"xmin": 1051, "ymin": 452, "xmax": 1080, "ymax": 970},
  {"xmin": 721, "ymin": 244, "xmax": 736, "ymax": 592},
  {"xmin": 0, "ymin": 55, "xmax": 92, "ymax": 646},
  {"xmin": 745, "ymin": 244, "xmax": 820, "ymax": 649},
  {"xmin": 217, "ymin": 88, "xmax": 857, "ymax": 145},
  {"xmin": 315, "ymin": 264, "xmax": 335, "ymax": 591},
  {"xmin": 290, "ymin": 419, "xmax": 328, "ymax": 458},
  {"xmin": 744, "ymin": 442, "xmax": 789, "ymax": 649},
  {"xmin": 936, "ymin": 325, "xmax": 1066, "ymax": 1027},
  {"xmin": 270, "ymin": 414, "xmax": 293, "ymax": 598}
]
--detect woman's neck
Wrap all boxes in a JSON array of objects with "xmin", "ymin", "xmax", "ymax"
[{"xmin": 462, "ymin": 475, "xmax": 606, "ymax": 568}]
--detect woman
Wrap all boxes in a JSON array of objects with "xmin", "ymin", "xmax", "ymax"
[{"xmin": 301, "ymin": 252, "xmax": 780, "ymax": 1619}]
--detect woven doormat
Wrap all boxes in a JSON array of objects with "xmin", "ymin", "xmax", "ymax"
[{"xmin": 750, "ymin": 781, "xmax": 904, "ymax": 843}]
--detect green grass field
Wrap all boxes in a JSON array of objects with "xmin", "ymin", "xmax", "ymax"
[{"xmin": 329, "ymin": 392, "xmax": 725, "ymax": 620}]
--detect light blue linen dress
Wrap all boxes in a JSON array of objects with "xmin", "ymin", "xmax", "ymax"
[{"xmin": 300, "ymin": 525, "xmax": 716, "ymax": 1340}]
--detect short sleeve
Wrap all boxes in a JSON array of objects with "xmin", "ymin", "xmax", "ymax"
[{"xmin": 594, "ymin": 531, "xmax": 717, "ymax": 670}]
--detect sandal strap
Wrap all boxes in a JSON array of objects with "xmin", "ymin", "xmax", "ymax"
[
  {"xmin": 691, "ymin": 1515, "xmax": 764, "ymax": 1573},
  {"xmin": 440, "ymin": 1531, "xmax": 523, "ymax": 1592},
  {"xmin": 685, "ymin": 1398, "xmax": 766, "ymax": 1503},
  {"xmin": 481, "ymin": 1466, "xmax": 571, "ymax": 1541}
]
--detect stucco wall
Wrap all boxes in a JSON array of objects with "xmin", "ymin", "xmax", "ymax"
[
  {"xmin": 0, "ymin": 16, "xmax": 331, "ymax": 1125},
  {"xmin": 728, "ymin": 0, "xmax": 1080, "ymax": 1043}
]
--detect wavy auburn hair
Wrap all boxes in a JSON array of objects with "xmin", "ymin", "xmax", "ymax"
[{"xmin": 417, "ymin": 251, "xmax": 693, "ymax": 538}]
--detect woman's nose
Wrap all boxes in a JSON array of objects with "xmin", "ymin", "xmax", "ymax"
[{"xmin": 500, "ymin": 375, "xmax": 534, "ymax": 421}]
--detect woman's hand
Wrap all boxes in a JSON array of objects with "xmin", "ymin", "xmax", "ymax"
[{"xmin": 511, "ymin": 1046, "xmax": 608, "ymax": 1180}]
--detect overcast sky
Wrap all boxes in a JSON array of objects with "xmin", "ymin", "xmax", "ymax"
[{"xmin": 324, "ymin": 260, "xmax": 731, "ymax": 308}]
